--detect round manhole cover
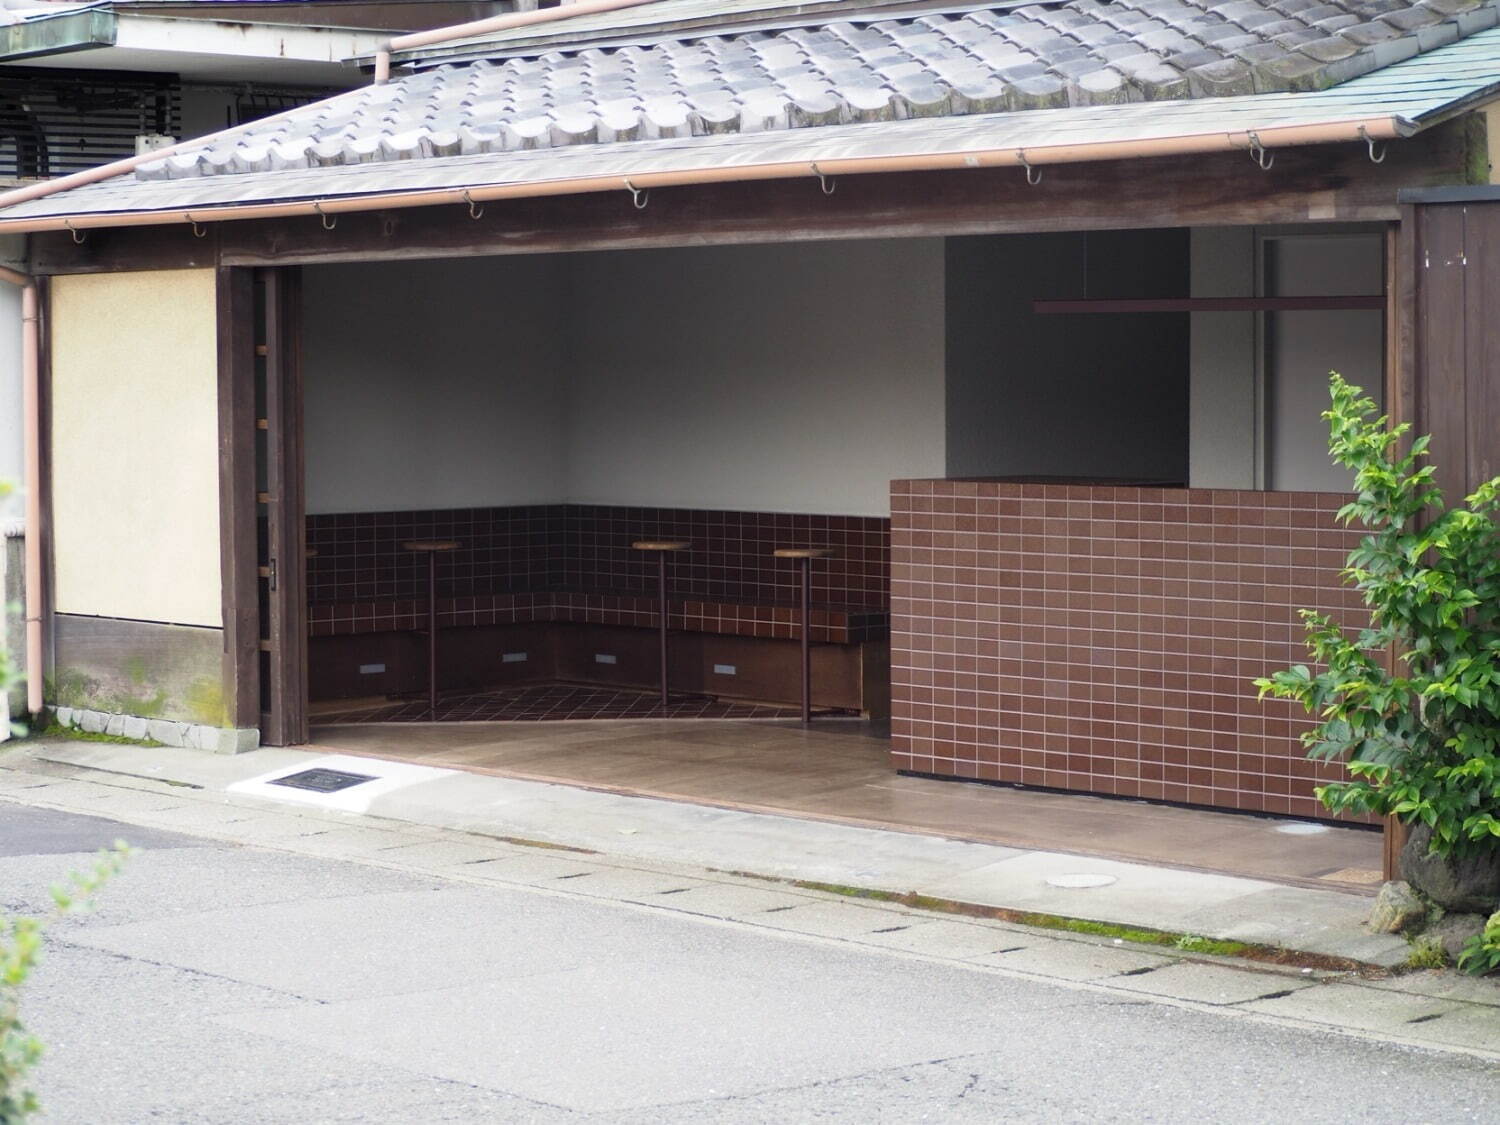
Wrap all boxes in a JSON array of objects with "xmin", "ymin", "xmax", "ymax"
[
  {"xmin": 1274, "ymin": 822, "xmax": 1330, "ymax": 836},
  {"xmin": 1045, "ymin": 873, "xmax": 1118, "ymax": 889}
]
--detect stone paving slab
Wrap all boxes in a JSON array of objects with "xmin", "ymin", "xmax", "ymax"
[
  {"xmin": 970, "ymin": 940, "xmax": 1177, "ymax": 982},
  {"xmin": 1106, "ymin": 961, "xmax": 1318, "ymax": 1005},
  {"xmin": 746, "ymin": 900, "xmax": 930, "ymax": 941},
  {"xmin": 857, "ymin": 918, "xmax": 1030, "ymax": 960},
  {"xmin": 350, "ymin": 838, "xmax": 523, "ymax": 869},
  {"xmin": 5, "ymin": 742, "xmax": 1500, "ymax": 1060},
  {"xmin": 915, "ymin": 850, "xmax": 1280, "ymax": 931},
  {"xmin": 636, "ymin": 881, "xmax": 823, "ymax": 919},
  {"xmin": 458, "ymin": 849, "xmax": 622, "ymax": 886},
  {"xmin": 3, "ymin": 741, "xmax": 1413, "ymax": 969},
  {"xmin": 1243, "ymin": 982, "xmax": 1471, "ymax": 1035}
]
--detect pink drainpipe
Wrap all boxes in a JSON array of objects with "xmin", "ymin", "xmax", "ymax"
[{"xmin": 0, "ymin": 262, "xmax": 42, "ymax": 718}]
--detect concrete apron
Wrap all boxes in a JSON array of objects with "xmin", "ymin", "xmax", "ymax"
[{"xmin": 7, "ymin": 737, "xmax": 1411, "ymax": 970}]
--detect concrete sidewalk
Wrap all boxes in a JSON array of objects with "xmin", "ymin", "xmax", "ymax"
[{"xmin": 2, "ymin": 736, "xmax": 1413, "ymax": 969}]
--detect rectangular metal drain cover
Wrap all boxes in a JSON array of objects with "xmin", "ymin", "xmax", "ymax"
[{"xmin": 269, "ymin": 768, "xmax": 379, "ymax": 794}]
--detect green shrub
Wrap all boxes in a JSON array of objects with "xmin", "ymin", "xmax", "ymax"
[
  {"xmin": 1457, "ymin": 912, "xmax": 1500, "ymax": 976},
  {"xmin": 1255, "ymin": 374, "xmax": 1500, "ymax": 974}
]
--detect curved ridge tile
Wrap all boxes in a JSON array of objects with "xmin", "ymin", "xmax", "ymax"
[{"xmin": 129, "ymin": 0, "xmax": 1500, "ymax": 180}]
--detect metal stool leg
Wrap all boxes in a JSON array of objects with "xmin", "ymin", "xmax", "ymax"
[
  {"xmin": 798, "ymin": 555, "xmax": 812, "ymax": 725},
  {"xmin": 426, "ymin": 550, "xmax": 439, "ymax": 718},
  {"xmin": 657, "ymin": 550, "xmax": 671, "ymax": 707}
]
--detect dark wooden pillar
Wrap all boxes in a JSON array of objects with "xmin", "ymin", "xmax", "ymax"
[
  {"xmin": 1393, "ymin": 195, "xmax": 1500, "ymax": 877},
  {"xmin": 216, "ymin": 267, "xmax": 260, "ymax": 733},
  {"xmin": 258, "ymin": 267, "xmax": 308, "ymax": 746}
]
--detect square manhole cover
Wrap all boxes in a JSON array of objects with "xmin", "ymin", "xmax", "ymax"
[{"xmin": 268, "ymin": 768, "xmax": 379, "ymax": 794}]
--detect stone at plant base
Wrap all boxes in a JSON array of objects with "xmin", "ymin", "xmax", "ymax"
[
  {"xmin": 1368, "ymin": 881, "xmax": 1426, "ymax": 933},
  {"xmin": 1421, "ymin": 912, "xmax": 1489, "ymax": 963},
  {"xmin": 1399, "ymin": 824, "xmax": 1500, "ymax": 913}
]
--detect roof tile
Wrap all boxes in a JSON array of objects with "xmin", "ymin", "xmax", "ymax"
[
  {"xmin": 1299, "ymin": 32, "xmax": 1364, "ymax": 55},
  {"xmin": 1186, "ymin": 56, "xmax": 1260, "ymax": 93},
  {"xmin": 116, "ymin": 0, "xmax": 1500, "ymax": 183}
]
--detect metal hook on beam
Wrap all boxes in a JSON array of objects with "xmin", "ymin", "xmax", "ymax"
[
  {"xmin": 1358, "ymin": 125, "xmax": 1386, "ymax": 165},
  {"xmin": 810, "ymin": 162, "xmax": 836, "ymax": 195},
  {"xmin": 313, "ymin": 202, "xmax": 337, "ymax": 230},
  {"xmin": 1017, "ymin": 149, "xmax": 1042, "ymax": 186},
  {"xmin": 463, "ymin": 190, "xmax": 484, "ymax": 220},
  {"xmin": 623, "ymin": 178, "xmax": 649, "ymax": 210},
  {"xmin": 185, "ymin": 213, "xmax": 208, "ymax": 239},
  {"xmin": 64, "ymin": 220, "xmax": 86, "ymax": 244},
  {"xmin": 1246, "ymin": 132, "xmax": 1274, "ymax": 171}
]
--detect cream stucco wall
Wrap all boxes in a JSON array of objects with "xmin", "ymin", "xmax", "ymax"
[{"xmin": 51, "ymin": 269, "xmax": 222, "ymax": 627}]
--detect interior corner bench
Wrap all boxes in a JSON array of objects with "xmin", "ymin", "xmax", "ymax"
[{"xmin": 308, "ymin": 589, "xmax": 889, "ymax": 644}]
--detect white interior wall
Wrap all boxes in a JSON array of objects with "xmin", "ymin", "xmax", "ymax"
[
  {"xmin": 1264, "ymin": 234, "xmax": 1385, "ymax": 491},
  {"xmin": 565, "ymin": 240, "xmax": 947, "ymax": 515},
  {"xmin": 305, "ymin": 227, "xmax": 1384, "ymax": 516},
  {"xmin": 1188, "ymin": 228, "xmax": 1257, "ymax": 489},
  {"xmin": 306, "ymin": 239, "xmax": 947, "ymax": 518},
  {"xmin": 302, "ymin": 256, "xmax": 570, "ymax": 514},
  {"xmin": 1187, "ymin": 227, "xmax": 1384, "ymax": 491}
]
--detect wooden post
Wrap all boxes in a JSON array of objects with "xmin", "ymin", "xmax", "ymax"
[{"xmin": 216, "ymin": 267, "xmax": 259, "ymax": 732}]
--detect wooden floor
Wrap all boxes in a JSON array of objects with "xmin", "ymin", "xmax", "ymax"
[{"xmin": 307, "ymin": 718, "xmax": 1385, "ymax": 892}]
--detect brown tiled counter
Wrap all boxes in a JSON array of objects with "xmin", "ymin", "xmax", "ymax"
[
  {"xmin": 305, "ymin": 504, "xmax": 891, "ymax": 711},
  {"xmin": 889, "ymin": 479, "xmax": 1369, "ymax": 820},
  {"xmin": 308, "ymin": 591, "xmax": 889, "ymax": 645},
  {"xmin": 305, "ymin": 504, "xmax": 889, "ymax": 611}
]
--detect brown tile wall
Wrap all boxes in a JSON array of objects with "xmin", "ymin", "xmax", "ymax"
[
  {"xmin": 306, "ymin": 504, "xmax": 889, "ymax": 612},
  {"xmin": 306, "ymin": 592, "xmax": 888, "ymax": 645},
  {"xmin": 890, "ymin": 480, "xmax": 1370, "ymax": 820},
  {"xmin": 563, "ymin": 506, "xmax": 889, "ymax": 609},
  {"xmin": 306, "ymin": 506, "xmax": 567, "ymax": 604}
]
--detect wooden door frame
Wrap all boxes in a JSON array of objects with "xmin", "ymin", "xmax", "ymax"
[
  {"xmin": 217, "ymin": 264, "xmax": 307, "ymax": 745},
  {"xmin": 260, "ymin": 266, "xmax": 308, "ymax": 745},
  {"xmin": 217, "ymin": 266, "xmax": 260, "ymax": 732}
]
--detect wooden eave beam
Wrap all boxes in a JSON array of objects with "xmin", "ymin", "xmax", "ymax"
[{"xmin": 26, "ymin": 116, "xmax": 1478, "ymax": 276}]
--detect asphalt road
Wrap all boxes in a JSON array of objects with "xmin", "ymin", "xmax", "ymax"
[{"xmin": 0, "ymin": 804, "xmax": 1495, "ymax": 1124}]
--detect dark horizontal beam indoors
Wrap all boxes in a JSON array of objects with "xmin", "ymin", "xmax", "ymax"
[{"xmin": 1033, "ymin": 296, "xmax": 1386, "ymax": 314}]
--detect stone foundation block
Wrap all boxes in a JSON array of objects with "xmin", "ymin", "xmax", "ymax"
[{"xmin": 56, "ymin": 706, "xmax": 259, "ymax": 755}]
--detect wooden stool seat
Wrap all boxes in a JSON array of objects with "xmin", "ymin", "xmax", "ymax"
[
  {"xmin": 403, "ymin": 540, "xmax": 461, "ymax": 718},
  {"xmin": 633, "ymin": 539, "xmax": 691, "ymax": 706},
  {"xmin": 777, "ymin": 546, "xmax": 836, "ymax": 725}
]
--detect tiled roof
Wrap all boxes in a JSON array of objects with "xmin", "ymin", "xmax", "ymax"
[
  {"xmin": 0, "ymin": 0, "xmax": 96, "ymax": 25},
  {"xmin": 6, "ymin": 28, "xmax": 1500, "ymax": 222},
  {"xmin": 127, "ymin": 0, "xmax": 1500, "ymax": 183}
]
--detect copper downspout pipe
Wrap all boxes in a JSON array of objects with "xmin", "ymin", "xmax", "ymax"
[
  {"xmin": 373, "ymin": 0, "xmax": 669, "ymax": 82},
  {"xmin": 0, "ymin": 263, "xmax": 42, "ymax": 718},
  {"xmin": 0, "ymin": 117, "xmax": 1408, "ymax": 236}
]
